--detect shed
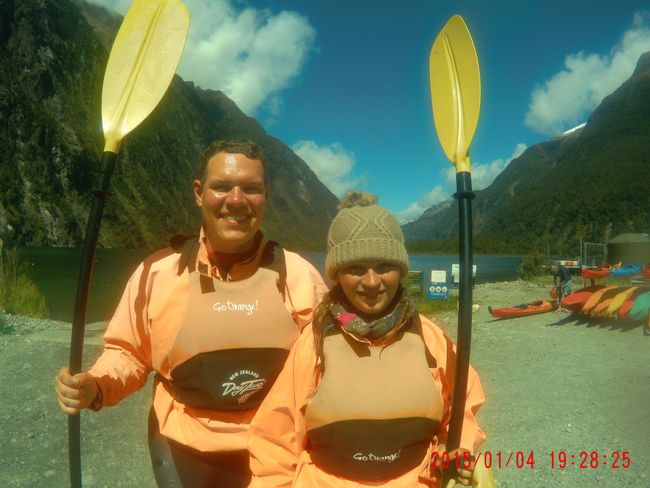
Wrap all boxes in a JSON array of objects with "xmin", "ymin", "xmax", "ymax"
[{"xmin": 607, "ymin": 233, "xmax": 650, "ymax": 265}]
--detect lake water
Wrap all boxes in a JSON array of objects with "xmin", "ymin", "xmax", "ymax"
[{"xmin": 15, "ymin": 247, "xmax": 521, "ymax": 323}]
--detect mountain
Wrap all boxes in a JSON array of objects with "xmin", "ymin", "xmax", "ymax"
[
  {"xmin": 403, "ymin": 51, "xmax": 650, "ymax": 255},
  {"xmin": 0, "ymin": 0, "xmax": 338, "ymax": 251}
]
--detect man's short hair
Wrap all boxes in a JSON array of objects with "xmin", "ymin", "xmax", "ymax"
[{"xmin": 198, "ymin": 140, "xmax": 268, "ymax": 184}]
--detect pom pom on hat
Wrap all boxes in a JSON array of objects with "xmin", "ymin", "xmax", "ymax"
[
  {"xmin": 325, "ymin": 191, "xmax": 409, "ymax": 280},
  {"xmin": 337, "ymin": 191, "xmax": 378, "ymax": 209}
]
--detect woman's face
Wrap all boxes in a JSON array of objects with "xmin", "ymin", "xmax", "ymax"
[{"xmin": 336, "ymin": 260, "xmax": 402, "ymax": 317}]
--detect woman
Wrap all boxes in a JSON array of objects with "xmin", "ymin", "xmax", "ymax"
[{"xmin": 248, "ymin": 192, "xmax": 489, "ymax": 487}]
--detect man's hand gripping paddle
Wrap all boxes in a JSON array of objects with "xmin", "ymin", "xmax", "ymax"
[
  {"xmin": 68, "ymin": 1, "xmax": 189, "ymax": 486},
  {"xmin": 429, "ymin": 15, "xmax": 482, "ymax": 486}
]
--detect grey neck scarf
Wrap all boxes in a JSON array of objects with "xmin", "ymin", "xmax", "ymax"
[{"xmin": 329, "ymin": 298, "xmax": 415, "ymax": 341}]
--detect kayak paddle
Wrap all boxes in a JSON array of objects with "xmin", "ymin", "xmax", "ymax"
[
  {"xmin": 429, "ymin": 14, "xmax": 481, "ymax": 483},
  {"xmin": 68, "ymin": 1, "xmax": 189, "ymax": 486}
]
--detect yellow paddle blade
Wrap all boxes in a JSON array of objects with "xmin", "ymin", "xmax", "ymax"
[
  {"xmin": 429, "ymin": 15, "xmax": 480, "ymax": 173},
  {"xmin": 102, "ymin": 0, "xmax": 189, "ymax": 153}
]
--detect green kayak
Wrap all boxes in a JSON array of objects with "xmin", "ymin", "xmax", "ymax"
[{"xmin": 629, "ymin": 290, "xmax": 650, "ymax": 321}]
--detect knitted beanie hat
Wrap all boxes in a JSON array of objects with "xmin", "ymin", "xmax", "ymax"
[{"xmin": 325, "ymin": 191, "xmax": 409, "ymax": 280}]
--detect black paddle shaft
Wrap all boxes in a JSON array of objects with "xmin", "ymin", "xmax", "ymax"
[
  {"xmin": 68, "ymin": 150, "xmax": 118, "ymax": 488},
  {"xmin": 444, "ymin": 171, "xmax": 475, "ymax": 479}
]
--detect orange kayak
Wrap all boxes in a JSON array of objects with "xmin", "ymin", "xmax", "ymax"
[
  {"xmin": 591, "ymin": 287, "xmax": 630, "ymax": 317},
  {"xmin": 580, "ymin": 285, "xmax": 619, "ymax": 315},
  {"xmin": 488, "ymin": 300, "xmax": 558, "ymax": 319}
]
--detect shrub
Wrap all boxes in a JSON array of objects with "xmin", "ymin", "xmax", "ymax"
[
  {"xmin": 518, "ymin": 253, "xmax": 547, "ymax": 279},
  {"xmin": 0, "ymin": 315, "xmax": 15, "ymax": 335},
  {"xmin": 0, "ymin": 248, "xmax": 49, "ymax": 319}
]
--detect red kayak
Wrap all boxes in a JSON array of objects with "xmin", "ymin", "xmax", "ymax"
[
  {"xmin": 561, "ymin": 285, "xmax": 606, "ymax": 312},
  {"xmin": 488, "ymin": 300, "xmax": 558, "ymax": 319},
  {"xmin": 581, "ymin": 268, "xmax": 611, "ymax": 279}
]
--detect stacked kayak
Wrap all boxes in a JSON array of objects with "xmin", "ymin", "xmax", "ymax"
[
  {"xmin": 591, "ymin": 287, "xmax": 635, "ymax": 317},
  {"xmin": 628, "ymin": 290, "xmax": 650, "ymax": 321},
  {"xmin": 580, "ymin": 285, "xmax": 618, "ymax": 315},
  {"xmin": 564, "ymin": 285, "xmax": 650, "ymax": 321},
  {"xmin": 561, "ymin": 285, "xmax": 606, "ymax": 312},
  {"xmin": 488, "ymin": 300, "xmax": 557, "ymax": 319},
  {"xmin": 618, "ymin": 287, "xmax": 648, "ymax": 319},
  {"xmin": 602, "ymin": 287, "xmax": 639, "ymax": 318}
]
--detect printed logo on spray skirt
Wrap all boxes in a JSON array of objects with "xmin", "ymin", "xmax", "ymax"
[
  {"xmin": 212, "ymin": 299, "xmax": 259, "ymax": 316},
  {"xmin": 222, "ymin": 369, "xmax": 267, "ymax": 404},
  {"xmin": 353, "ymin": 450, "xmax": 401, "ymax": 463}
]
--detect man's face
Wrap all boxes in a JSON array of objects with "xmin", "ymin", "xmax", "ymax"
[{"xmin": 193, "ymin": 151, "xmax": 268, "ymax": 253}]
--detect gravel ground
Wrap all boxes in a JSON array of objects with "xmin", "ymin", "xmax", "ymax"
[{"xmin": 1, "ymin": 279, "xmax": 648, "ymax": 487}]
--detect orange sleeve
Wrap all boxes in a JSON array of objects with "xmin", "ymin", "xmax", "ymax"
[
  {"xmin": 452, "ymin": 359, "xmax": 486, "ymax": 453},
  {"xmin": 420, "ymin": 315, "xmax": 486, "ymax": 453},
  {"xmin": 87, "ymin": 252, "xmax": 168, "ymax": 408},
  {"xmin": 284, "ymin": 251, "xmax": 329, "ymax": 330},
  {"xmin": 248, "ymin": 327, "xmax": 319, "ymax": 487}
]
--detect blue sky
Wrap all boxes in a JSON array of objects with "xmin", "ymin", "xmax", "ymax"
[{"xmin": 92, "ymin": 0, "xmax": 650, "ymax": 223}]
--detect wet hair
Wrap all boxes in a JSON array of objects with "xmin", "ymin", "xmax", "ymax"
[{"xmin": 198, "ymin": 140, "xmax": 268, "ymax": 185}]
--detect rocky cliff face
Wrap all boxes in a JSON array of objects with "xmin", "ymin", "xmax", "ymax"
[
  {"xmin": 403, "ymin": 52, "xmax": 650, "ymax": 255},
  {"xmin": 0, "ymin": 0, "xmax": 338, "ymax": 250}
]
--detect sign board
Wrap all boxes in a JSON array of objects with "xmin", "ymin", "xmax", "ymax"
[
  {"xmin": 427, "ymin": 282, "xmax": 449, "ymax": 300},
  {"xmin": 451, "ymin": 264, "xmax": 477, "ymax": 284},
  {"xmin": 430, "ymin": 270, "xmax": 447, "ymax": 283}
]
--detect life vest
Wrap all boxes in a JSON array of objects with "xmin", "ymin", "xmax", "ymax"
[
  {"xmin": 158, "ymin": 237, "xmax": 298, "ymax": 411},
  {"xmin": 304, "ymin": 318, "xmax": 444, "ymax": 481}
]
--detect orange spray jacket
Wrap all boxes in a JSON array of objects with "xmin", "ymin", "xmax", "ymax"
[
  {"xmin": 248, "ymin": 315, "xmax": 486, "ymax": 487},
  {"xmin": 87, "ymin": 229, "xmax": 328, "ymax": 453}
]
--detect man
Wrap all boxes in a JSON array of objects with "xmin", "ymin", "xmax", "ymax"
[
  {"xmin": 55, "ymin": 140, "xmax": 327, "ymax": 487},
  {"xmin": 553, "ymin": 264, "xmax": 572, "ymax": 311}
]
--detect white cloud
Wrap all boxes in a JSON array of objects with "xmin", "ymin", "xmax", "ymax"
[
  {"xmin": 88, "ymin": 0, "xmax": 316, "ymax": 116},
  {"xmin": 396, "ymin": 143, "xmax": 526, "ymax": 224},
  {"xmin": 395, "ymin": 186, "xmax": 448, "ymax": 224},
  {"xmin": 525, "ymin": 12, "xmax": 650, "ymax": 135},
  {"xmin": 291, "ymin": 140, "xmax": 366, "ymax": 197},
  {"xmin": 444, "ymin": 143, "xmax": 527, "ymax": 191}
]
